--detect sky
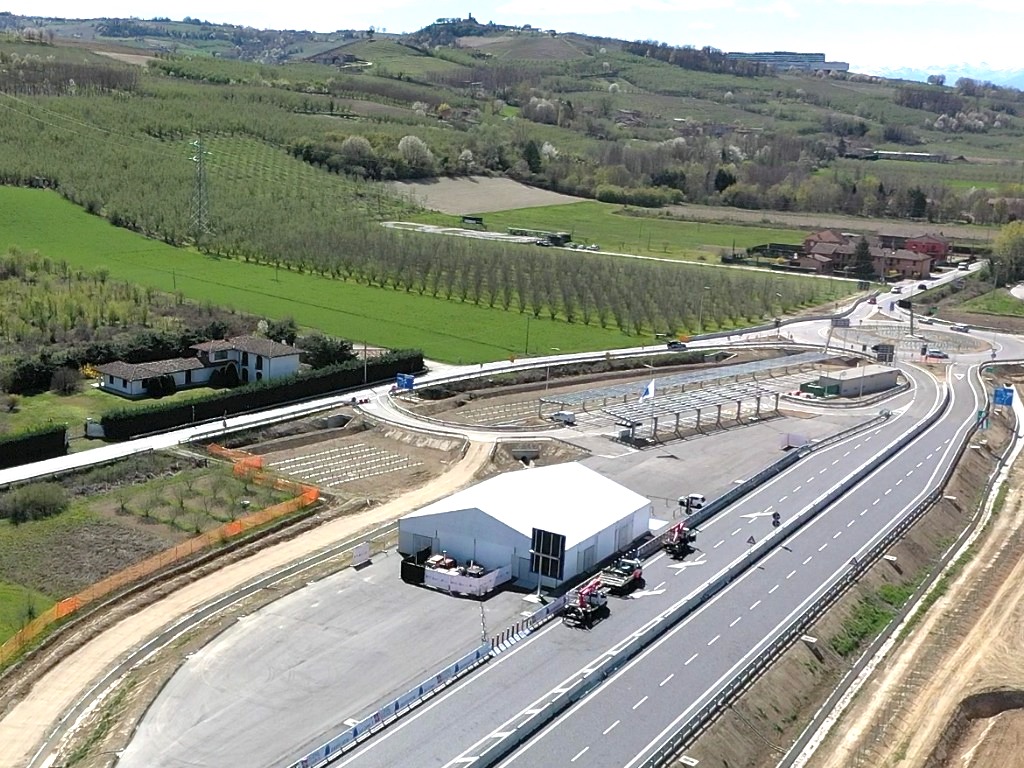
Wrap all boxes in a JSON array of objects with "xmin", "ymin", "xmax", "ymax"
[{"xmin": 6, "ymin": 0, "xmax": 1019, "ymax": 74}]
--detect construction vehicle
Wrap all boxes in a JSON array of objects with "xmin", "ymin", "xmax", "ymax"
[
  {"xmin": 664, "ymin": 523, "xmax": 698, "ymax": 559},
  {"xmin": 599, "ymin": 555, "xmax": 645, "ymax": 595},
  {"xmin": 561, "ymin": 579, "xmax": 609, "ymax": 628}
]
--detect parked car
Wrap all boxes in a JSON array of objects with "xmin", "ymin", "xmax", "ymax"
[
  {"xmin": 666, "ymin": 340, "xmax": 687, "ymax": 350},
  {"xmin": 917, "ymin": 283, "xmax": 928, "ymax": 290},
  {"xmin": 587, "ymin": 244, "xmax": 600, "ymax": 251},
  {"xmin": 927, "ymin": 349, "xmax": 949, "ymax": 359},
  {"xmin": 891, "ymin": 286, "xmax": 902, "ymax": 293},
  {"xmin": 919, "ymin": 317, "xmax": 935, "ymax": 325},
  {"xmin": 550, "ymin": 410, "xmax": 576, "ymax": 426},
  {"xmin": 951, "ymin": 324, "xmax": 970, "ymax": 332}
]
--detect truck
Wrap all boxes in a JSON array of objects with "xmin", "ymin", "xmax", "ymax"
[
  {"xmin": 599, "ymin": 555, "xmax": 645, "ymax": 595},
  {"xmin": 561, "ymin": 579, "xmax": 609, "ymax": 628},
  {"xmin": 663, "ymin": 523, "xmax": 698, "ymax": 559}
]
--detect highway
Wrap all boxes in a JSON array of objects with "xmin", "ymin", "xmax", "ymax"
[
  {"xmin": 495, "ymin": 365, "xmax": 985, "ymax": 768},
  {"xmin": 300, "ymin": 363, "xmax": 966, "ymax": 768}
]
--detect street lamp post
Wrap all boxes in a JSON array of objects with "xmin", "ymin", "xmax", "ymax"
[
  {"xmin": 524, "ymin": 314, "xmax": 531, "ymax": 356},
  {"xmin": 775, "ymin": 292, "xmax": 783, "ymax": 339},
  {"xmin": 697, "ymin": 286, "xmax": 711, "ymax": 335},
  {"xmin": 545, "ymin": 348, "xmax": 561, "ymax": 391}
]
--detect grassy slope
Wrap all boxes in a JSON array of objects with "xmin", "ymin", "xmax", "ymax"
[{"xmin": 0, "ymin": 187, "xmax": 635, "ymax": 362}]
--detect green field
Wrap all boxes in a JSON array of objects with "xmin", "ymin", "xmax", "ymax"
[
  {"xmin": 420, "ymin": 201, "xmax": 809, "ymax": 260},
  {"xmin": 0, "ymin": 386, "xmax": 221, "ymax": 442},
  {"xmin": 0, "ymin": 187, "xmax": 636, "ymax": 362}
]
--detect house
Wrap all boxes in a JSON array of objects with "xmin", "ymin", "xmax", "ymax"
[
  {"xmin": 96, "ymin": 335, "xmax": 302, "ymax": 398},
  {"xmin": 191, "ymin": 335, "xmax": 301, "ymax": 385},
  {"xmin": 791, "ymin": 253, "xmax": 833, "ymax": 273},
  {"xmin": 904, "ymin": 234, "xmax": 950, "ymax": 260},
  {"xmin": 802, "ymin": 231, "xmax": 932, "ymax": 280},
  {"xmin": 96, "ymin": 358, "xmax": 208, "ymax": 399}
]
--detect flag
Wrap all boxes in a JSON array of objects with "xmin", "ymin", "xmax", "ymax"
[{"xmin": 638, "ymin": 379, "xmax": 655, "ymax": 403}]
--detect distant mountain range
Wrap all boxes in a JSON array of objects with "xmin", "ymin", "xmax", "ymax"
[{"xmin": 858, "ymin": 63, "xmax": 1024, "ymax": 90}]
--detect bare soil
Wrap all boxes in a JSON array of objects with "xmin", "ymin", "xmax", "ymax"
[
  {"xmin": 679, "ymin": 384, "xmax": 1015, "ymax": 768},
  {"xmin": 386, "ymin": 176, "xmax": 585, "ymax": 214}
]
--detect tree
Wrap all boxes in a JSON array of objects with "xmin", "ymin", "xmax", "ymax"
[
  {"xmin": 50, "ymin": 366, "xmax": 81, "ymax": 395},
  {"xmin": 300, "ymin": 333, "xmax": 355, "ymax": 369},
  {"xmin": 852, "ymin": 238, "xmax": 875, "ymax": 280},
  {"xmin": 0, "ymin": 482, "xmax": 69, "ymax": 524},
  {"xmin": 522, "ymin": 140, "xmax": 542, "ymax": 173},
  {"xmin": 398, "ymin": 135, "xmax": 435, "ymax": 176},
  {"xmin": 993, "ymin": 221, "xmax": 1024, "ymax": 284},
  {"xmin": 265, "ymin": 317, "xmax": 298, "ymax": 345},
  {"xmin": 926, "ymin": 73, "xmax": 946, "ymax": 86}
]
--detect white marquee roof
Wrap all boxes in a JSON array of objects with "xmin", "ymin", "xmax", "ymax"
[{"xmin": 404, "ymin": 462, "xmax": 651, "ymax": 550}]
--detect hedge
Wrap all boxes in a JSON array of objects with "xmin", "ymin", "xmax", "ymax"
[
  {"xmin": 100, "ymin": 350, "xmax": 423, "ymax": 441},
  {"xmin": 0, "ymin": 424, "xmax": 68, "ymax": 470}
]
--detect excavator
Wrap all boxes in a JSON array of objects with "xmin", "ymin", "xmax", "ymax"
[{"xmin": 561, "ymin": 578, "xmax": 609, "ymax": 628}]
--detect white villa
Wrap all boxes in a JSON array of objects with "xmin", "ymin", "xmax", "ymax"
[{"xmin": 95, "ymin": 335, "xmax": 302, "ymax": 398}]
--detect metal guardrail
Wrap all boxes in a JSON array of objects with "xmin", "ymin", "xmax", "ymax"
[
  {"xmin": 288, "ymin": 590, "xmax": 569, "ymax": 768},
  {"xmin": 635, "ymin": 385, "xmax": 961, "ymax": 768}
]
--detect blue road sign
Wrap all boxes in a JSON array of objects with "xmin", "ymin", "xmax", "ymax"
[
  {"xmin": 396, "ymin": 373, "xmax": 415, "ymax": 391},
  {"xmin": 994, "ymin": 387, "xmax": 1014, "ymax": 406}
]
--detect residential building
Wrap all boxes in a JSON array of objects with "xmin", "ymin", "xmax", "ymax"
[{"xmin": 96, "ymin": 335, "xmax": 302, "ymax": 398}]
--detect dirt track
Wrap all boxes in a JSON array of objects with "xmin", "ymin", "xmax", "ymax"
[
  {"xmin": 809, "ymin": 467, "xmax": 1024, "ymax": 768},
  {"xmin": 0, "ymin": 442, "xmax": 491, "ymax": 768},
  {"xmin": 386, "ymin": 176, "xmax": 584, "ymax": 214}
]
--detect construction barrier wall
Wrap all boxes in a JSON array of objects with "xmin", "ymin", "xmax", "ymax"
[{"xmin": 0, "ymin": 445, "xmax": 319, "ymax": 668}]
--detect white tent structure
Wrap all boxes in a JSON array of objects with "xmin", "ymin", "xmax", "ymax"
[{"xmin": 398, "ymin": 462, "xmax": 652, "ymax": 588}]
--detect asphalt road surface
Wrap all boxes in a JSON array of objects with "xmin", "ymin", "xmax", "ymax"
[{"xmin": 302, "ymin": 365, "xmax": 963, "ymax": 768}]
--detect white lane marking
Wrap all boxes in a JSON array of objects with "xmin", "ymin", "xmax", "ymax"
[
  {"xmin": 604, "ymin": 720, "xmax": 620, "ymax": 735},
  {"xmin": 872, "ymin": 498, "xmax": 880, "ymax": 506},
  {"xmin": 633, "ymin": 696, "xmax": 649, "ymax": 710},
  {"xmin": 927, "ymin": 452, "xmax": 934, "ymax": 459},
  {"xmin": 731, "ymin": 527, "xmax": 742, "ymax": 536},
  {"xmin": 831, "ymin": 459, "xmax": 840, "ymax": 466},
  {"xmin": 885, "ymin": 488, "xmax": 893, "ymax": 495},
  {"xmin": 896, "ymin": 479, "xmax": 903, "ymax": 486},
  {"xmin": 787, "ymin": 570, "xmax": 797, "ymax": 579},
  {"xmin": 916, "ymin": 461, "xmax": 923, "ymax": 468},
  {"xmin": 860, "ymin": 509, "xmax": 868, "ymax": 516},
  {"xmin": 794, "ymin": 485, "xmax": 803, "ymax": 492},
  {"xmin": 843, "ymin": 450, "xmax": 851, "ymax": 457},
  {"xmin": 803, "ymin": 556, "xmax": 813, "ymax": 565},
  {"xmin": 906, "ymin": 469, "xmax": 914, "ymax": 476},
  {"xmin": 572, "ymin": 747, "xmax": 589, "ymax": 762},
  {"xmin": 847, "ymin": 520, "xmax": 855, "ymax": 528},
  {"xmin": 750, "ymin": 600, "xmax": 762, "ymax": 610},
  {"xmin": 833, "ymin": 531, "xmax": 842, "ymax": 539},
  {"xmin": 730, "ymin": 616, "xmax": 742, "ymax": 627},
  {"xmin": 714, "ymin": 540, "xmax": 724, "ymax": 549},
  {"xmin": 685, "ymin": 652, "xmax": 699, "ymax": 666},
  {"xmin": 708, "ymin": 634, "xmax": 720, "ymax": 646},
  {"xmin": 818, "ymin": 543, "xmax": 828, "ymax": 552},
  {"xmin": 660, "ymin": 674, "xmax": 674, "ymax": 687},
  {"xmin": 769, "ymin": 584, "xmax": 780, "ymax": 593},
  {"xmin": 818, "ymin": 468, "xmax": 828, "ymax": 475},
  {"xmin": 780, "ymin": 495, "xmax": 789, "ymax": 501}
]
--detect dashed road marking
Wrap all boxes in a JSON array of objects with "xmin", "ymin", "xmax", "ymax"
[
  {"xmin": 633, "ymin": 696, "xmax": 649, "ymax": 710},
  {"xmin": 750, "ymin": 600, "xmax": 762, "ymax": 610},
  {"xmin": 730, "ymin": 616, "xmax": 742, "ymax": 627},
  {"xmin": 572, "ymin": 747, "xmax": 589, "ymax": 762},
  {"xmin": 803, "ymin": 556, "xmax": 813, "ymax": 565},
  {"xmin": 685, "ymin": 652, "xmax": 699, "ymax": 665},
  {"xmin": 860, "ymin": 509, "xmax": 868, "ymax": 516},
  {"xmin": 818, "ymin": 543, "xmax": 828, "ymax": 552},
  {"xmin": 833, "ymin": 531, "xmax": 842, "ymax": 539},
  {"xmin": 847, "ymin": 519, "xmax": 855, "ymax": 527},
  {"xmin": 769, "ymin": 584, "xmax": 780, "ymax": 593},
  {"xmin": 731, "ymin": 527, "xmax": 742, "ymax": 536},
  {"xmin": 660, "ymin": 674, "xmax": 674, "ymax": 687},
  {"xmin": 604, "ymin": 720, "xmax": 620, "ymax": 735},
  {"xmin": 708, "ymin": 634, "xmax": 720, "ymax": 647},
  {"xmin": 714, "ymin": 540, "xmax": 725, "ymax": 549}
]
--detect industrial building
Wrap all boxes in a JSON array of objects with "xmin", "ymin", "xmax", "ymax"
[
  {"xmin": 398, "ymin": 462, "xmax": 653, "ymax": 588},
  {"xmin": 818, "ymin": 364, "xmax": 899, "ymax": 398}
]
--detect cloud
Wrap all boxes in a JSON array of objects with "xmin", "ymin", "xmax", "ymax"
[
  {"xmin": 749, "ymin": 0, "xmax": 799, "ymax": 18},
  {"xmin": 494, "ymin": 0, "xmax": 733, "ymax": 15}
]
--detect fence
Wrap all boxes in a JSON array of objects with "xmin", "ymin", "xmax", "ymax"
[{"xmin": 0, "ymin": 447, "xmax": 320, "ymax": 669}]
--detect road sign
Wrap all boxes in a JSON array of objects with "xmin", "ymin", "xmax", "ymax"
[
  {"xmin": 994, "ymin": 387, "xmax": 1014, "ymax": 406},
  {"xmin": 530, "ymin": 528, "xmax": 566, "ymax": 580},
  {"xmin": 831, "ymin": 317, "xmax": 850, "ymax": 328},
  {"xmin": 396, "ymin": 373, "xmax": 415, "ymax": 391}
]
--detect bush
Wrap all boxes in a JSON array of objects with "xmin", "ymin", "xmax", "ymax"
[{"xmin": 0, "ymin": 482, "xmax": 70, "ymax": 524}]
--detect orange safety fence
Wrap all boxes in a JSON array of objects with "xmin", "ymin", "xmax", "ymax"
[{"xmin": 0, "ymin": 449, "xmax": 320, "ymax": 668}]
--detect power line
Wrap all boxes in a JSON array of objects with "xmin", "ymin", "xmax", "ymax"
[{"xmin": 189, "ymin": 137, "xmax": 212, "ymax": 244}]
